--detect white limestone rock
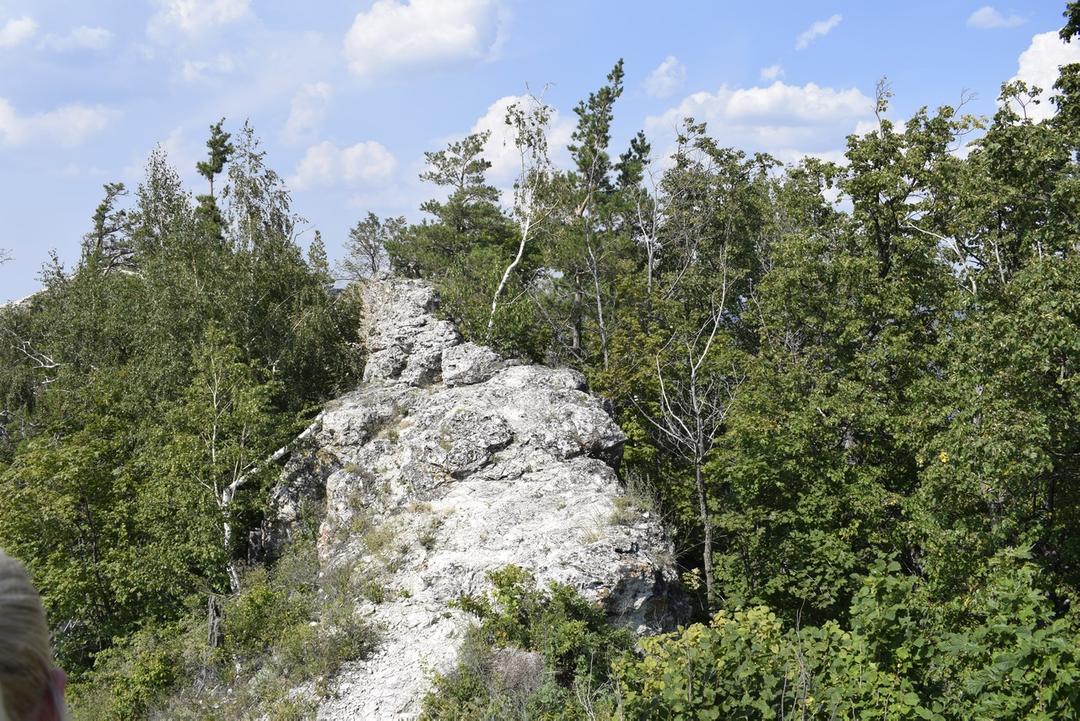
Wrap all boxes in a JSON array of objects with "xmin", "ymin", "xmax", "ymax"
[
  {"xmin": 261, "ymin": 278, "xmax": 684, "ymax": 721},
  {"xmin": 441, "ymin": 341, "xmax": 507, "ymax": 387}
]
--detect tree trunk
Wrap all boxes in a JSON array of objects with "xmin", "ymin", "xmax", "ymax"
[
  {"xmin": 488, "ymin": 219, "xmax": 531, "ymax": 337},
  {"xmin": 224, "ymin": 520, "xmax": 240, "ymax": 592},
  {"xmin": 207, "ymin": 595, "xmax": 224, "ymax": 648},
  {"xmin": 695, "ymin": 460, "xmax": 716, "ymax": 611},
  {"xmin": 571, "ymin": 287, "xmax": 583, "ymax": 356},
  {"xmin": 220, "ymin": 488, "xmax": 242, "ymax": 593},
  {"xmin": 587, "ymin": 243, "xmax": 610, "ymax": 370}
]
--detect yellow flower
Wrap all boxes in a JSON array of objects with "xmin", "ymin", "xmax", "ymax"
[{"xmin": 939, "ymin": 451, "xmax": 950, "ymax": 464}]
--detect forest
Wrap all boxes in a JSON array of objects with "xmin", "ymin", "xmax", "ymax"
[{"xmin": 3, "ymin": 5, "xmax": 1080, "ymax": 720}]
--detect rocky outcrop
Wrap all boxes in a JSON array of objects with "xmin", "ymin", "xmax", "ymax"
[{"xmin": 262, "ymin": 278, "xmax": 683, "ymax": 720}]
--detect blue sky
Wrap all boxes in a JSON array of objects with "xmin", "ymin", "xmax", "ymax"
[{"xmin": 0, "ymin": 0, "xmax": 1074, "ymax": 301}]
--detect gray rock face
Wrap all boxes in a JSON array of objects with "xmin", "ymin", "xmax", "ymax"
[
  {"xmin": 263, "ymin": 278, "xmax": 683, "ymax": 720},
  {"xmin": 441, "ymin": 341, "xmax": 507, "ymax": 387}
]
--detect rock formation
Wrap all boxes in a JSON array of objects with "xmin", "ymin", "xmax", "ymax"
[{"xmin": 261, "ymin": 278, "xmax": 683, "ymax": 720}]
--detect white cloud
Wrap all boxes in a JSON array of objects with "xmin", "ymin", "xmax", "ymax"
[
  {"xmin": 967, "ymin": 6, "xmax": 1026, "ymax": 29},
  {"xmin": 49, "ymin": 162, "xmax": 111, "ymax": 179},
  {"xmin": 795, "ymin": 14, "xmax": 842, "ymax": 50},
  {"xmin": 344, "ymin": 0, "xmax": 503, "ymax": 80},
  {"xmin": 0, "ymin": 98, "xmax": 114, "ymax": 147},
  {"xmin": 1010, "ymin": 31, "xmax": 1080, "ymax": 121},
  {"xmin": 181, "ymin": 54, "xmax": 235, "ymax": 82},
  {"xmin": 852, "ymin": 119, "xmax": 882, "ymax": 137},
  {"xmin": 466, "ymin": 94, "xmax": 574, "ymax": 186},
  {"xmin": 0, "ymin": 16, "xmax": 37, "ymax": 48},
  {"xmin": 284, "ymin": 82, "xmax": 332, "ymax": 145},
  {"xmin": 342, "ymin": 142, "xmax": 397, "ymax": 182},
  {"xmin": 760, "ymin": 64, "xmax": 784, "ymax": 81},
  {"xmin": 42, "ymin": 26, "xmax": 113, "ymax": 52},
  {"xmin": 149, "ymin": 0, "xmax": 251, "ymax": 37},
  {"xmin": 290, "ymin": 140, "xmax": 397, "ymax": 189},
  {"xmin": 645, "ymin": 55, "xmax": 686, "ymax": 98},
  {"xmin": 645, "ymin": 80, "xmax": 874, "ymax": 165}
]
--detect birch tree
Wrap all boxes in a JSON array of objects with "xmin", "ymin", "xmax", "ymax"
[
  {"xmin": 487, "ymin": 94, "xmax": 554, "ymax": 336},
  {"xmin": 166, "ymin": 324, "xmax": 280, "ymax": 593}
]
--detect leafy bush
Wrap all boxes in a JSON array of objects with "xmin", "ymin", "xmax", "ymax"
[
  {"xmin": 69, "ymin": 527, "xmax": 377, "ymax": 720},
  {"xmin": 425, "ymin": 557, "xmax": 1080, "ymax": 721},
  {"xmin": 616, "ymin": 551, "xmax": 1080, "ymax": 721},
  {"xmin": 421, "ymin": 566, "xmax": 634, "ymax": 720},
  {"xmin": 616, "ymin": 606, "xmax": 922, "ymax": 720},
  {"xmin": 223, "ymin": 566, "xmax": 309, "ymax": 659}
]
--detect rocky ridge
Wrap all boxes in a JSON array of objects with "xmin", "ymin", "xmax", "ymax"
[{"xmin": 262, "ymin": 278, "xmax": 683, "ymax": 720}]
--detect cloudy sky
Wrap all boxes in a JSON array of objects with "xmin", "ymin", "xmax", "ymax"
[{"xmin": 0, "ymin": 0, "xmax": 1075, "ymax": 300}]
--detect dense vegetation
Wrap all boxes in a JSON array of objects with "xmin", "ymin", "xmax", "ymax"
[
  {"xmin": 4, "ymin": 4, "xmax": 1080, "ymax": 718},
  {"xmin": 406, "ymin": 10, "xmax": 1080, "ymax": 720},
  {"xmin": 424, "ymin": 557, "xmax": 1079, "ymax": 718},
  {"xmin": 0, "ymin": 124, "xmax": 367, "ymax": 717}
]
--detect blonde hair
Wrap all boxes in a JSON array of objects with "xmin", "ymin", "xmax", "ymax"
[{"xmin": 0, "ymin": 550, "xmax": 53, "ymax": 721}]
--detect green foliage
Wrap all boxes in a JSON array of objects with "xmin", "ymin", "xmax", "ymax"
[
  {"xmin": 617, "ymin": 606, "xmax": 924, "ymax": 720},
  {"xmin": 934, "ymin": 552, "xmax": 1080, "ymax": 718},
  {"xmin": 427, "ymin": 558, "xmax": 1080, "ymax": 720},
  {"xmin": 400, "ymin": 38, "xmax": 1080, "ymax": 718},
  {"xmin": 222, "ymin": 565, "xmax": 307, "ymax": 658},
  {"xmin": 68, "ymin": 518, "xmax": 376, "ymax": 721},
  {"xmin": 0, "ymin": 120, "xmax": 363, "ymax": 682},
  {"xmin": 617, "ymin": 552, "xmax": 1080, "ymax": 720},
  {"xmin": 422, "ymin": 566, "xmax": 635, "ymax": 720}
]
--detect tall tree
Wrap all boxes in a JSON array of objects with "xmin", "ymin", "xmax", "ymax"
[
  {"xmin": 82, "ymin": 182, "xmax": 133, "ymax": 272},
  {"xmin": 308, "ymin": 229, "xmax": 331, "ymax": 279},
  {"xmin": 160, "ymin": 325, "xmax": 281, "ymax": 592},
  {"xmin": 638, "ymin": 290, "xmax": 741, "ymax": 611},
  {"xmin": 487, "ymin": 94, "xmax": 555, "ymax": 336},
  {"xmin": 549, "ymin": 60, "xmax": 627, "ymax": 367},
  {"xmin": 195, "ymin": 118, "xmax": 235, "ymax": 235},
  {"xmin": 196, "ymin": 118, "xmax": 234, "ymax": 200},
  {"xmin": 341, "ymin": 212, "xmax": 405, "ymax": 279}
]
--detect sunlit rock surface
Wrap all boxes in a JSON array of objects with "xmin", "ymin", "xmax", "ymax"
[{"xmin": 261, "ymin": 278, "xmax": 684, "ymax": 720}]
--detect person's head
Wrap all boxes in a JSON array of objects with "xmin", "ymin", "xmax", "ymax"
[{"xmin": 0, "ymin": 551, "xmax": 66, "ymax": 721}]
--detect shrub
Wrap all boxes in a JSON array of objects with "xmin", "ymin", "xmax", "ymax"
[
  {"xmin": 616, "ymin": 551, "xmax": 1080, "ymax": 721},
  {"xmin": 421, "ymin": 566, "xmax": 634, "ymax": 720},
  {"xmin": 423, "ymin": 555, "xmax": 1080, "ymax": 721},
  {"xmin": 615, "ymin": 606, "xmax": 923, "ymax": 720},
  {"xmin": 69, "ymin": 525, "xmax": 376, "ymax": 720}
]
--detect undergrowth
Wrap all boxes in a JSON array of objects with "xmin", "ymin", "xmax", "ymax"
[
  {"xmin": 420, "ymin": 566, "xmax": 635, "ymax": 720},
  {"xmin": 69, "ymin": 508, "xmax": 377, "ymax": 721}
]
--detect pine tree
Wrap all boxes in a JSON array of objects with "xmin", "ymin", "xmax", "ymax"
[
  {"xmin": 195, "ymin": 118, "xmax": 235, "ymax": 235},
  {"xmin": 308, "ymin": 229, "xmax": 331, "ymax": 280},
  {"xmin": 196, "ymin": 118, "xmax": 234, "ymax": 200},
  {"xmin": 82, "ymin": 182, "xmax": 133, "ymax": 272}
]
